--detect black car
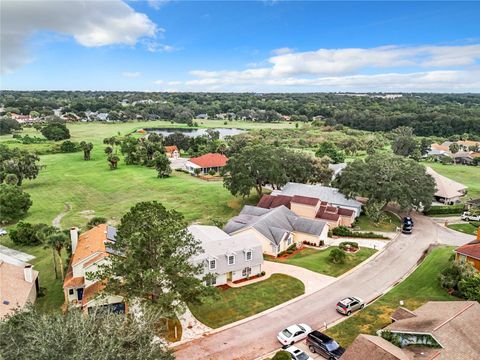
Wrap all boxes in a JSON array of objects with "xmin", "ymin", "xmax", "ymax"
[
  {"xmin": 402, "ymin": 217, "xmax": 414, "ymax": 234},
  {"xmin": 306, "ymin": 330, "xmax": 345, "ymax": 360}
]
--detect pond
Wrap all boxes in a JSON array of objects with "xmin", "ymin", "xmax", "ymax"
[{"xmin": 144, "ymin": 127, "xmax": 246, "ymax": 139}]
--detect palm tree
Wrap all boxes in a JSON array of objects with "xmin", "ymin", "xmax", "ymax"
[{"xmin": 44, "ymin": 231, "xmax": 68, "ymax": 280}]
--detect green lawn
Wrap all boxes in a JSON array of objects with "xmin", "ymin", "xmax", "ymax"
[
  {"xmin": 267, "ymin": 247, "xmax": 377, "ymax": 277},
  {"xmin": 447, "ymin": 223, "xmax": 478, "ymax": 235},
  {"xmin": 353, "ymin": 211, "xmax": 401, "ymax": 232},
  {"xmin": 189, "ymin": 274, "xmax": 304, "ymax": 328},
  {"xmin": 325, "ymin": 246, "xmax": 456, "ymax": 347},
  {"xmin": 425, "ymin": 162, "xmax": 480, "ymax": 199}
]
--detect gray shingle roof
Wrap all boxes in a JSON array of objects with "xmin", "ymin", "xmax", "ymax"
[
  {"xmin": 275, "ymin": 182, "xmax": 362, "ymax": 211},
  {"xmin": 224, "ymin": 205, "xmax": 327, "ymax": 246}
]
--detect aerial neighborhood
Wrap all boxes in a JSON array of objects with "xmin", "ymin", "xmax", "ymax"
[{"xmin": 1, "ymin": 1, "xmax": 480, "ymax": 360}]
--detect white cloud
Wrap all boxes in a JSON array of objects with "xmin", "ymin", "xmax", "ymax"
[
  {"xmin": 122, "ymin": 71, "xmax": 141, "ymax": 78},
  {"xmin": 147, "ymin": 0, "xmax": 171, "ymax": 10},
  {"xmin": 153, "ymin": 79, "xmax": 165, "ymax": 85},
  {"xmin": 184, "ymin": 44, "xmax": 480, "ymax": 92},
  {"xmin": 0, "ymin": 0, "xmax": 157, "ymax": 73},
  {"xmin": 143, "ymin": 40, "xmax": 179, "ymax": 53},
  {"xmin": 272, "ymin": 47, "xmax": 294, "ymax": 55}
]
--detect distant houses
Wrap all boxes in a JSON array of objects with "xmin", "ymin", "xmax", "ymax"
[
  {"xmin": 185, "ymin": 153, "xmax": 228, "ymax": 175},
  {"xmin": 165, "ymin": 145, "xmax": 179, "ymax": 158},
  {"xmin": 0, "ymin": 257, "xmax": 39, "ymax": 320},
  {"xmin": 455, "ymin": 238, "xmax": 480, "ymax": 272},
  {"xmin": 427, "ymin": 141, "xmax": 480, "ymax": 165},
  {"xmin": 188, "ymin": 225, "xmax": 263, "ymax": 285}
]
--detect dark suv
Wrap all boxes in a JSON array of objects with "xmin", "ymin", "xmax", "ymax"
[
  {"xmin": 306, "ymin": 330, "xmax": 345, "ymax": 360},
  {"xmin": 402, "ymin": 217, "xmax": 414, "ymax": 234}
]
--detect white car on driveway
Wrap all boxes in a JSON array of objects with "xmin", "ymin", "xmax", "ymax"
[
  {"xmin": 277, "ymin": 324, "xmax": 312, "ymax": 346},
  {"xmin": 284, "ymin": 345, "xmax": 313, "ymax": 360},
  {"xmin": 461, "ymin": 212, "xmax": 480, "ymax": 221}
]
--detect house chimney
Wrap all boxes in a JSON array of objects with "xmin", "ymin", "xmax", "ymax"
[
  {"xmin": 70, "ymin": 227, "xmax": 79, "ymax": 254},
  {"xmin": 24, "ymin": 264, "xmax": 33, "ymax": 283}
]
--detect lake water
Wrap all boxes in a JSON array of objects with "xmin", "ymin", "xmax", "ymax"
[{"xmin": 144, "ymin": 127, "xmax": 246, "ymax": 139}]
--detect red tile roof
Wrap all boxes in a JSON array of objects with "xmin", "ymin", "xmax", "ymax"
[
  {"xmin": 292, "ymin": 195, "xmax": 319, "ymax": 206},
  {"xmin": 189, "ymin": 153, "xmax": 228, "ymax": 168},
  {"xmin": 165, "ymin": 145, "xmax": 178, "ymax": 153},
  {"xmin": 338, "ymin": 208, "xmax": 355, "ymax": 216},
  {"xmin": 456, "ymin": 240, "xmax": 480, "ymax": 260},
  {"xmin": 325, "ymin": 206, "xmax": 338, "ymax": 213},
  {"xmin": 317, "ymin": 212, "xmax": 340, "ymax": 221},
  {"xmin": 270, "ymin": 195, "xmax": 292, "ymax": 209},
  {"xmin": 257, "ymin": 195, "xmax": 275, "ymax": 208}
]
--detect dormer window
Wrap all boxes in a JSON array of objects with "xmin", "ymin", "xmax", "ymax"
[
  {"xmin": 208, "ymin": 259, "xmax": 217, "ymax": 270},
  {"xmin": 227, "ymin": 254, "xmax": 235, "ymax": 265},
  {"xmin": 245, "ymin": 250, "xmax": 253, "ymax": 261}
]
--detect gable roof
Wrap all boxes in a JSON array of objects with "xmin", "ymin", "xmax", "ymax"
[
  {"xmin": 340, "ymin": 334, "xmax": 410, "ymax": 360},
  {"xmin": 188, "ymin": 153, "xmax": 228, "ymax": 168},
  {"xmin": 425, "ymin": 167, "xmax": 467, "ymax": 199},
  {"xmin": 276, "ymin": 182, "xmax": 362, "ymax": 210},
  {"xmin": 383, "ymin": 301, "xmax": 480, "ymax": 360},
  {"xmin": 292, "ymin": 195, "xmax": 319, "ymax": 206},
  {"xmin": 455, "ymin": 239, "xmax": 480, "ymax": 260},
  {"xmin": 71, "ymin": 224, "xmax": 115, "ymax": 266},
  {"xmin": 224, "ymin": 205, "xmax": 327, "ymax": 245},
  {"xmin": 390, "ymin": 306, "xmax": 417, "ymax": 322}
]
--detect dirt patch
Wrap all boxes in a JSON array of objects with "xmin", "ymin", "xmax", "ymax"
[
  {"xmin": 78, "ymin": 209, "xmax": 96, "ymax": 219},
  {"xmin": 52, "ymin": 203, "xmax": 71, "ymax": 229}
]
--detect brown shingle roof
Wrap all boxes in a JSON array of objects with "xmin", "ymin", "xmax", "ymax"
[
  {"xmin": 338, "ymin": 208, "xmax": 355, "ymax": 216},
  {"xmin": 391, "ymin": 306, "xmax": 417, "ymax": 322},
  {"xmin": 340, "ymin": 334, "xmax": 410, "ymax": 360},
  {"xmin": 270, "ymin": 195, "xmax": 293, "ymax": 209},
  {"xmin": 317, "ymin": 212, "xmax": 340, "ymax": 221},
  {"xmin": 383, "ymin": 301, "xmax": 480, "ymax": 360},
  {"xmin": 292, "ymin": 195, "xmax": 319, "ymax": 206},
  {"xmin": 257, "ymin": 195, "xmax": 275, "ymax": 208},
  {"xmin": 455, "ymin": 240, "xmax": 480, "ymax": 260}
]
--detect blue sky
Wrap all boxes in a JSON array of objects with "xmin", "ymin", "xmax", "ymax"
[{"xmin": 1, "ymin": 1, "xmax": 479, "ymax": 92}]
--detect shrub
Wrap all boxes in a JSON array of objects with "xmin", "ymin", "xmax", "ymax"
[
  {"xmin": 272, "ymin": 351, "xmax": 291, "ymax": 360},
  {"xmin": 208, "ymin": 169, "xmax": 216, "ymax": 176},
  {"xmin": 0, "ymin": 117, "xmax": 21, "ymax": 135},
  {"xmin": 333, "ymin": 226, "xmax": 387, "ymax": 239},
  {"xmin": 424, "ymin": 204, "xmax": 465, "ymax": 215},
  {"xmin": 260, "ymin": 271, "xmax": 266, "ymax": 276},
  {"xmin": 59, "ymin": 140, "xmax": 80, "ymax": 153},
  {"xmin": 439, "ymin": 260, "xmax": 476, "ymax": 294},
  {"xmin": 458, "ymin": 274, "xmax": 480, "ymax": 302},
  {"xmin": 9, "ymin": 222, "xmax": 48, "ymax": 246},
  {"xmin": 193, "ymin": 168, "xmax": 202, "ymax": 176},
  {"xmin": 0, "ymin": 185, "xmax": 32, "ymax": 224},
  {"xmin": 41, "ymin": 123, "xmax": 70, "ymax": 141},
  {"xmin": 86, "ymin": 217, "xmax": 107, "ymax": 230},
  {"xmin": 328, "ymin": 248, "xmax": 347, "ymax": 264},
  {"xmin": 339, "ymin": 241, "xmax": 359, "ymax": 251}
]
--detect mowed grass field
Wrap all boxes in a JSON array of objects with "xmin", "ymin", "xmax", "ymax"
[
  {"xmin": 425, "ymin": 162, "xmax": 480, "ymax": 199},
  {"xmin": 325, "ymin": 246, "xmax": 456, "ymax": 347}
]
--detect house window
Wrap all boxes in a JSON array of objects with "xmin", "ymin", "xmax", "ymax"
[
  {"xmin": 68, "ymin": 289, "xmax": 74, "ymax": 295},
  {"xmin": 287, "ymin": 234, "xmax": 293, "ymax": 246},
  {"xmin": 242, "ymin": 267, "xmax": 252, "ymax": 277},
  {"xmin": 209, "ymin": 259, "xmax": 217, "ymax": 270},
  {"xmin": 228, "ymin": 255, "xmax": 235, "ymax": 265},
  {"xmin": 206, "ymin": 276, "xmax": 217, "ymax": 286},
  {"xmin": 245, "ymin": 250, "xmax": 253, "ymax": 261}
]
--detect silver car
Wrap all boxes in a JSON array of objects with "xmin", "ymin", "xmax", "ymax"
[{"xmin": 336, "ymin": 296, "xmax": 364, "ymax": 316}]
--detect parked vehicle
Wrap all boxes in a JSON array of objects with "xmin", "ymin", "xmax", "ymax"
[
  {"xmin": 306, "ymin": 330, "xmax": 345, "ymax": 360},
  {"xmin": 0, "ymin": 228, "xmax": 7, "ymax": 236},
  {"xmin": 336, "ymin": 296, "xmax": 364, "ymax": 316},
  {"xmin": 277, "ymin": 324, "xmax": 312, "ymax": 346},
  {"xmin": 461, "ymin": 212, "xmax": 480, "ymax": 221},
  {"xmin": 401, "ymin": 217, "xmax": 413, "ymax": 234},
  {"xmin": 284, "ymin": 345, "xmax": 313, "ymax": 360}
]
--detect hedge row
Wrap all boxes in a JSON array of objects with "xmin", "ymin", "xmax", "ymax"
[
  {"xmin": 332, "ymin": 226, "xmax": 388, "ymax": 239},
  {"xmin": 424, "ymin": 204, "xmax": 465, "ymax": 215}
]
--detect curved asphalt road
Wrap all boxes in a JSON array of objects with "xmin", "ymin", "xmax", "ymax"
[{"xmin": 174, "ymin": 214, "xmax": 474, "ymax": 360}]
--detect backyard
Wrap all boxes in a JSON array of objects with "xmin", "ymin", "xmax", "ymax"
[
  {"xmin": 188, "ymin": 274, "xmax": 305, "ymax": 328},
  {"xmin": 324, "ymin": 246, "xmax": 456, "ymax": 347},
  {"xmin": 266, "ymin": 246, "xmax": 377, "ymax": 277},
  {"xmin": 353, "ymin": 211, "xmax": 401, "ymax": 232}
]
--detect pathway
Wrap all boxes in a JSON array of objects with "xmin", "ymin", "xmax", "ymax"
[{"xmin": 52, "ymin": 203, "xmax": 71, "ymax": 228}]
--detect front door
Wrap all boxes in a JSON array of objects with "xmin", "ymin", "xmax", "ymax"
[
  {"xmin": 227, "ymin": 272, "xmax": 233, "ymax": 282},
  {"xmin": 77, "ymin": 288, "xmax": 84, "ymax": 301}
]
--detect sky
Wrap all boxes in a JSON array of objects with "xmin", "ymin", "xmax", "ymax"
[{"xmin": 1, "ymin": 0, "xmax": 480, "ymax": 92}]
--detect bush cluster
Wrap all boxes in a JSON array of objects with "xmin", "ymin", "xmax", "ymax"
[
  {"xmin": 338, "ymin": 241, "xmax": 359, "ymax": 251},
  {"xmin": 424, "ymin": 204, "xmax": 465, "ymax": 215},
  {"xmin": 333, "ymin": 226, "xmax": 388, "ymax": 239}
]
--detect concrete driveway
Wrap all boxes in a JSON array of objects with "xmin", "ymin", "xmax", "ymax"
[
  {"xmin": 262, "ymin": 261, "xmax": 336, "ymax": 294},
  {"xmin": 169, "ymin": 157, "xmax": 188, "ymax": 170},
  {"xmin": 174, "ymin": 214, "xmax": 475, "ymax": 360}
]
